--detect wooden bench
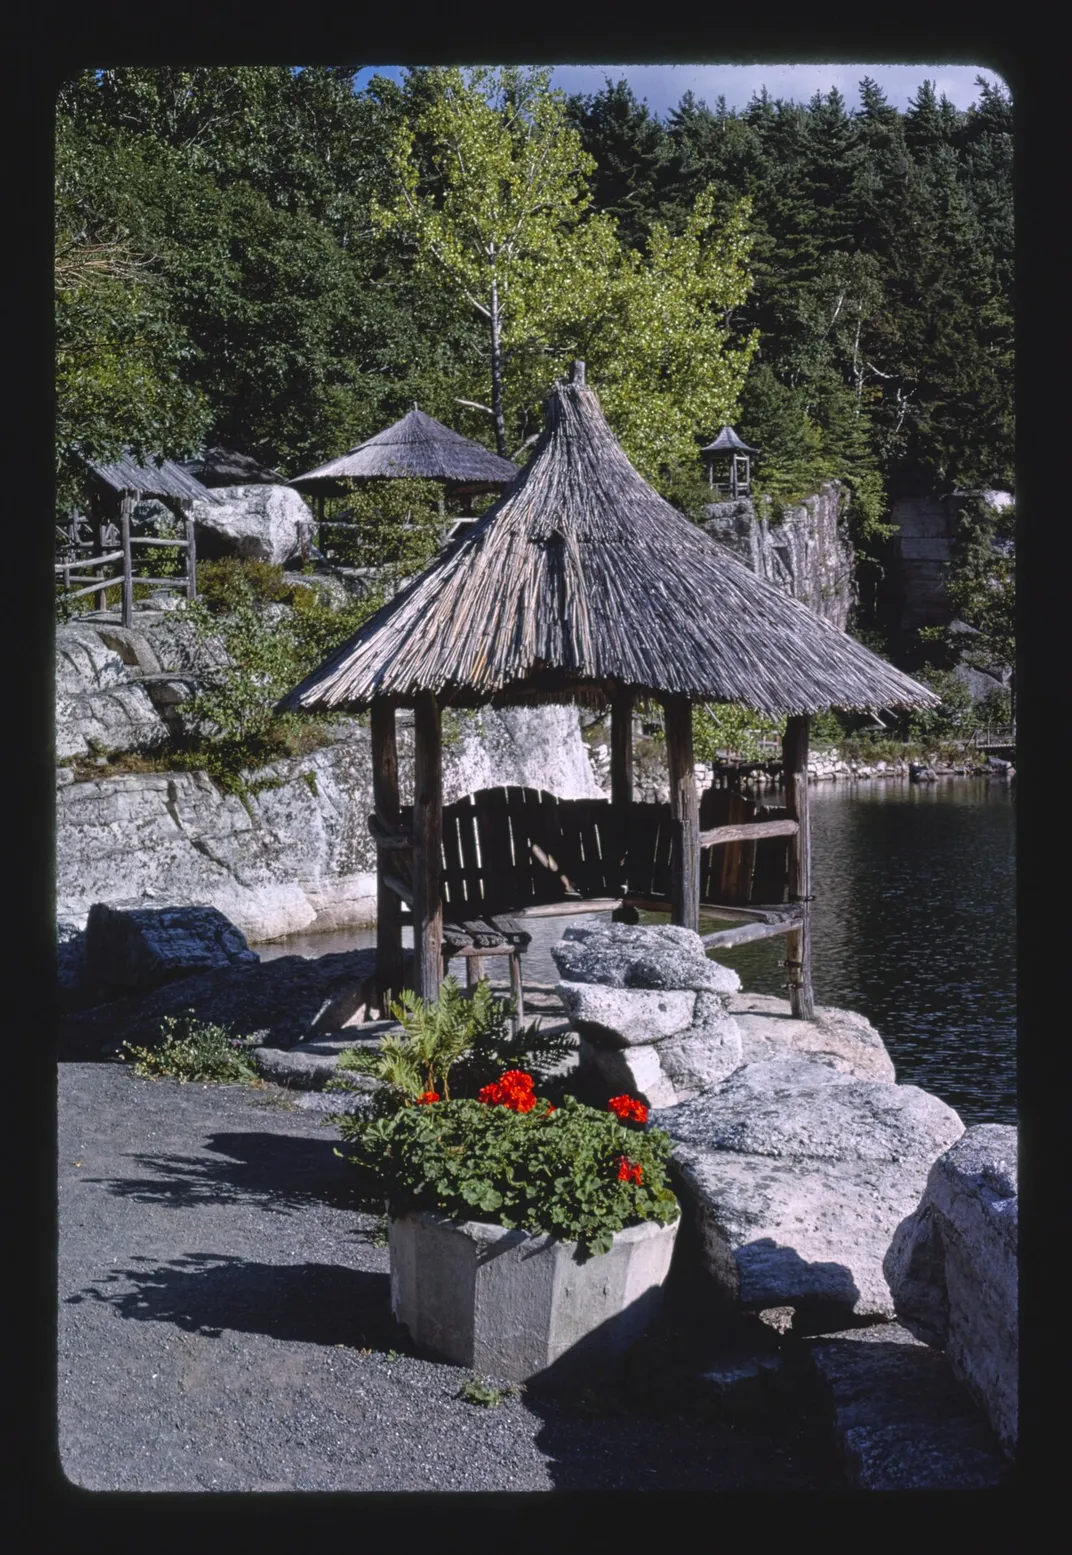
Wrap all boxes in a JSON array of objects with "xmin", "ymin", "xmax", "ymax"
[{"xmin": 370, "ymin": 785, "xmax": 799, "ymax": 1019}]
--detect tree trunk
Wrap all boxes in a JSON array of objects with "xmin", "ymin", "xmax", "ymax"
[{"xmin": 489, "ymin": 272, "xmax": 508, "ymax": 458}]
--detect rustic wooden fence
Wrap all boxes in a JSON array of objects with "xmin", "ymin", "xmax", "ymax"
[{"xmin": 55, "ymin": 495, "xmax": 197, "ymax": 626}]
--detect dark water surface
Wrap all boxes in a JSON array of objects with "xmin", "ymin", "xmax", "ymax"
[
  {"xmin": 258, "ymin": 780, "xmax": 1015, "ymax": 1128},
  {"xmin": 713, "ymin": 779, "xmax": 1016, "ymax": 1127}
]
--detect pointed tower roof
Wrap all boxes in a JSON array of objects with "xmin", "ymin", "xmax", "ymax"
[
  {"xmin": 700, "ymin": 425, "xmax": 759, "ymax": 455},
  {"xmin": 280, "ymin": 364, "xmax": 937, "ymax": 718}
]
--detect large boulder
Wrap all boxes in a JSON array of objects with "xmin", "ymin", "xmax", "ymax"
[
  {"xmin": 554, "ymin": 924, "xmax": 743, "ymax": 1107},
  {"xmin": 190, "ymin": 483, "xmax": 315, "ymax": 565},
  {"xmin": 84, "ymin": 902, "xmax": 259, "ymax": 992},
  {"xmin": 556, "ymin": 983, "xmax": 697, "ymax": 1047},
  {"xmin": 652, "ymin": 1059, "xmax": 965, "ymax": 1321},
  {"xmin": 884, "ymin": 1124, "xmax": 1017, "ymax": 1457}
]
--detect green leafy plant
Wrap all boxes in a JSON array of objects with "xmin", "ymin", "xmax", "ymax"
[
  {"xmin": 337, "ymin": 1082, "xmax": 679, "ymax": 1259},
  {"xmin": 334, "ymin": 975, "xmax": 574, "ymax": 1107},
  {"xmin": 122, "ymin": 1011, "xmax": 264, "ymax": 1083},
  {"xmin": 457, "ymin": 1376, "xmax": 521, "ymax": 1407}
]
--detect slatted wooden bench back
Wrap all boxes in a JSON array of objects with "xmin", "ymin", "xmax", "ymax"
[{"xmin": 399, "ymin": 785, "xmax": 789, "ymax": 917}]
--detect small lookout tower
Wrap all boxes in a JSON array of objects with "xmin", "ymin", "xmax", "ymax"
[{"xmin": 701, "ymin": 426, "xmax": 758, "ymax": 499}]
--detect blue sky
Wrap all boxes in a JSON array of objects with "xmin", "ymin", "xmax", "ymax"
[{"xmin": 351, "ymin": 64, "xmax": 1007, "ymax": 117}]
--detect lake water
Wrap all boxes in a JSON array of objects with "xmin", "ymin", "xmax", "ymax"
[{"xmin": 257, "ymin": 779, "xmax": 1016, "ymax": 1128}]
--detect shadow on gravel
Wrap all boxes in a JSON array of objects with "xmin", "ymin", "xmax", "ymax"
[
  {"xmin": 65, "ymin": 1255, "xmax": 399, "ymax": 1350},
  {"xmin": 85, "ymin": 1130, "xmax": 360, "ymax": 1215}
]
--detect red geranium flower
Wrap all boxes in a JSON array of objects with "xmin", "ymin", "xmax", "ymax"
[
  {"xmin": 478, "ymin": 1070, "xmax": 537, "ymax": 1112},
  {"xmin": 617, "ymin": 1156, "xmax": 644, "ymax": 1185},
  {"xmin": 416, "ymin": 1090, "xmax": 440, "ymax": 1105},
  {"xmin": 608, "ymin": 1095, "xmax": 648, "ymax": 1125}
]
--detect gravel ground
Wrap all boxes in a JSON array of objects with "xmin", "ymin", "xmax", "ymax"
[{"xmin": 58, "ymin": 1058, "xmax": 841, "ymax": 1493}]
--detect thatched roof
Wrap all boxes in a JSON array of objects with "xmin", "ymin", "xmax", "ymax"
[
  {"xmin": 280, "ymin": 365, "xmax": 939, "ymax": 718},
  {"xmin": 87, "ymin": 452, "xmax": 219, "ymax": 504},
  {"xmin": 289, "ymin": 406, "xmax": 519, "ymax": 490},
  {"xmin": 701, "ymin": 426, "xmax": 758, "ymax": 455},
  {"xmin": 178, "ymin": 447, "xmax": 286, "ymax": 486}
]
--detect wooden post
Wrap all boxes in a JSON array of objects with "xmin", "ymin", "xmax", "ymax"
[
  {"xmin": 93, "ymin": 502, "xmax": 108, "ymax": 614},
  {"xmin": 120, "ymin": 494, "xmax": 134, "ymax": 626},
  {"xmin": 610, "ymin": 685, "xmax": 633, "ymax": 899},
  {"xmin": 413, "ymin": 691, "xmax": 443, "ymax": 1002},
  {"xmin": 664, "ymin": 694, "xmax": 699, "ymax": 932},
  {"xmin": 782, "ymin": 714, "xmax": 815, "ymax": 1020},
  {"xmin": 185, "ymin": 505, "xmax": 197, "ymax": 601},
  {"xmin": 371, "ymin": 699, "xmax": 404, "ymax": 1010}
]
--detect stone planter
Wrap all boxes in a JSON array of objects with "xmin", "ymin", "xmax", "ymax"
[{"xmin": 388, "ymin": 1211, "xmax": 680, "ymax": 1385}]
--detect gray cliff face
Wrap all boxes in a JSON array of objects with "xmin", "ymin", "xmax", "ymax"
[
  {"xmin": 701, "ymin": 481, "xmax": 854, "ymax": 630},
  {"xmin": 55, "ymin": 618, "xmax": 600, "ymax": 942}
]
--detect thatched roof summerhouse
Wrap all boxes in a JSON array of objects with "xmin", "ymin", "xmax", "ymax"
[
  {"xmin": 289, "ymin": 406, "xmax": 519, "ymax": 496},
  {"xmin": 178, "ymin": 447, "xmax": 287, "ymax": 487},
  {"xmin": 281, "ymin": 364, "xmax": 938, "ymax": 1018}
]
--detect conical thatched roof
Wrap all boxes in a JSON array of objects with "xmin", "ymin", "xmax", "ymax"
[
  {"xmin": 288, "ymin": 407, "xmax": 518, "ymax": 489},
  {"xmin": 281, "ymin": 366, "xmax": 939, "ymax": 718},
  {"xmin": 178, "ymin": 446, "xmax": 287, "ymax": 486}
]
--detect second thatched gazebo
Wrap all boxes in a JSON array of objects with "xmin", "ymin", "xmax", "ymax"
[{"xmin": 281, "ymin": 363, "xmax": 937, "ymax": 1018}]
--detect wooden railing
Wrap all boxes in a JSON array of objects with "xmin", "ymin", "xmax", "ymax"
[{"xmin": 55, "ymin": 496, "xmax": 196, "ymax": 626}]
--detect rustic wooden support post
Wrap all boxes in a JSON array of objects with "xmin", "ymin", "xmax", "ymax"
[
  {"xmin": 184, "ymin": 504, "xmax": 197, "ymax": 601},
  {"xmin": 664, "ymin": 694, "xmax": 699, "ymax": 932},
  {"xmin": 610, "ymin": 685, "xmax": 633, "ymax": 901},
  {"xmin": 120, "ymin": 494, "xmax": 134, "ymax": 626},
  {"xmin": 782, "ymin": 713, "xmax": 815, "ymax": 1020},
  {"xmin": 371, "ymin": 699, "xmax": 404, "ymax": 1010},
  {"xmin": 413, "ymin": 691, "xmax": 443, "ymax": 1002}
]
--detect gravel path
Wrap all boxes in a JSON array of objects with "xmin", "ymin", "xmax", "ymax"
[{"xmin": 58, "ymin": 1058, "xmax": 840, "ymax": 1492}]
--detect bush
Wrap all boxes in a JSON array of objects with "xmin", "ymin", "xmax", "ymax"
[
  {"xmin": 692, "ymin": 702, "xmax": 785, "ymax": 764},
  {"xmin": 122, "ymin": 1012, "xmax": 264, "ymax": 1083}
]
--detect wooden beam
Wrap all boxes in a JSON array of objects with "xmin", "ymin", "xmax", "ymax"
[
  {"xmin": 663, "ymin": 694, "xmax": 699, "ymax": 932},
  {"xmin": 782, "ymin": 714, "xmax": 815, "ymax": 1020},
  {"xmin": 371, "ymin": 699, "xmax": 404, "ymax": 1008},
  {"xmin": 699, "ymin": 818, "xmax": 799, "ymax": 848},
  {"xmin": 413, "ymin": 691, "xmax": 443, "ymax": 1002},
  {"xmin": 701, "ymin": 919, "xmax": 798, "ymax": 950}
]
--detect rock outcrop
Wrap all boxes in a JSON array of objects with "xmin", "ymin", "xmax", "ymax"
[
  {"xmin": 884, "ymin": 1124, "xmax": 1017, "ymax": 1457},
  {"xmin": 701, "ymin": 481, "xmax": 853, "ymax": 630},
  {"xmin": 654, "ymin": 1061, "xmax": 964, "ymax": 1322},
  {"xmin": 56, "ymin": 620, "xmax": 601, "ymax": 941}
]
